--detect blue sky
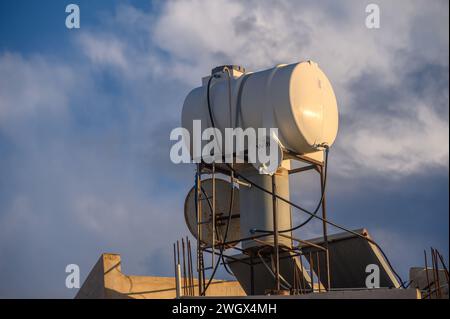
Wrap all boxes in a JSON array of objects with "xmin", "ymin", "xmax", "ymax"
[{"xmin": 0, "ymin": 0, "xmax": 448, "ymax": 298}]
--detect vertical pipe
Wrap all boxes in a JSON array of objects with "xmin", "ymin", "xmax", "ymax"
[
  {"xmin": 433, "ymin": 248, "xmax": 442, "ymax": 298},
  {"xmin": 176, "ymin": 240, "xmax": 180, "ymax": 272},
  {"xmin": 431, "ymin": 247, "xmax": 438, "ymax": 298},
  {"xmin": 195, "ymin": 163, "xmax": 203, "ymax": 296},
  {"xmin": 212, "ymin": 163, "xmax": 216, "ymax": 267},
  {"xmin": 173, "ymin": 243, "xmax": 177, "ymax": 294},
  {"xmin": 182, "ymin": 238, "xmax": 187, "ymax": 295},
  {"xmin": 424, "ymin": 250, "xmax": 431, "ymax": 299},
  {"xmin": 319, "ymin": 165, "xmax": 331, "ymax": 290},
  {"xmin": 186, "ymin": 239, "xmax": 191, "ymax": 296},
  {"xmin": 316, "ymin": 251, "xmax": 321, "ymax": 292},
  {"xmin": 299, "ymin": 254, "xmax": 305, "ymax": 294},
  {"xmin": 271, "ymin": 174, "xmax": 280, "ymax": 291},
  {"xmin": 292, "ymin": 257, "xmax": 298, "ymax": 295},
  {"xmin": 201, "ymin": 253, "xmax": 206, "ymax": 294},
  {"xmin": 250, "ymin": 254, "xmax": 255, "ymax": 295},
  {"xmin": 309, "ymin": 252, "xmax": 314, "ymax": 292},
  {"xmin": 188, "ymin": 239, "xmax": 194, "ymax": 296},
  {"xmin": 176, "ymin": 264, "xmax": 182, "ymax": 298}
]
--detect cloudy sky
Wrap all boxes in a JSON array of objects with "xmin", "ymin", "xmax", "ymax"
[{"xmin": 0, "ymin": 0, "xmax": 448, "ymax": 298}]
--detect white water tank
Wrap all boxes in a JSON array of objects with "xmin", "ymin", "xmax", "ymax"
[{"xmin": 181, "ymin": 61, "xmax": 339, "ymax": 157}]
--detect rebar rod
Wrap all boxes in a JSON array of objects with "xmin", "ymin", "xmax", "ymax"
[
  {"xmin": 182, "ymin": 238, "xmax": 187, "ymax": 295},
  {"xmin": 424, "ymin": 250, "xmax": 431, "ymax": 299}
]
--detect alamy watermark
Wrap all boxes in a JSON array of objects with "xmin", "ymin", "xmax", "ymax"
[
  {"xmin": 65, "ymin": 264, "xmax": 80, "ymax": 289},
  {"xmin": 365, "ymin": 3, "xmax": 380, "ymax": 29},
  {"xmin": 365, "ymin": 264, "xmax": 380, "ymax": 288},
  {"xmin": 170, "ymin": 120, "xmax": 281, "ymax": 174},
  {"xmin": 65, "ymin": 4, "xmax": 80, "ymax": 29}
]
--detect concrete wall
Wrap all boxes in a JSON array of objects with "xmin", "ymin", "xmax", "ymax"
[
  {"xmin": 75, "ymin": 253, "xmax": 246, "ymax": 299},
  {"xmin": 409, "ymin": 267, "xmax": 449, "ymax": 299},
  {"xmin": 76, "ymin": 253, "xmax": 421, "ymax": 299}
]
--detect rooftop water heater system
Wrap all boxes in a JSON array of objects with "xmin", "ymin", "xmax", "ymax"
[{"xmin": 181, "ymin": 61, "xmax": 339, "ymax": 295}]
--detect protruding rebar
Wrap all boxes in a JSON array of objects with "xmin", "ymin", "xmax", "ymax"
[
  {"xmin": 309, "ymin": 252, "xmax": 314, "ymax": 292},
  {"xmin": 436, "ymin": 250, "xmax": 449, "ymax": 284},
  {"xmin": 424, "ymin": 249, "xmax": 431, "ymax": 299},
  {"xmin": 182, "ymin": 238, "xmax": 187, "ymax": 295},
  {"xmin": 317, "ymin": 251, "xmax": 321, "ymax": 292},
  {"xmin": 299, "ymin": 254, "xmax": 306, "ymax": 294},
  {"xmin": 187, "ymin": 238, "xmax": 194, "ymax": 296}
]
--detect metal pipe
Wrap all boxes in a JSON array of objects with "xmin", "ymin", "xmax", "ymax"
[
  {"xmin": 176, "ymin": 263, "xmax": 182, "ymax": 298},
  {"xmin": 173, "ymin": 243, "xmax": 177, "ymax": 296},
  {"xmin": 317, "ymin": 251, "xmax": 321, "ymax": 292},
  {"xmin": 436, "ymin": 250, "xmax": 449, "ymax": 284},
  {"xmin": 195, "ymin": 163, "xmax": 203, "ymax": 296},
  {"xmin": 309, "ymin": 252, "xmax": 314, "ymax": 292},
  {"xmin": 212, "ymin": 163, "xmax": 216, "ymax": 267},
  {"xmin": 432, "ymin": 248, "xmax": 442, "ymax": 298},
  {"xmin": 319, "ymin": 165, "xmax": 331, "ymax": 290},
  {"xmin": 201, "ymin": 252, "xmax": 206, "ymax": 293},
  {"xmin": 188, "ymin": 239, "xmax": 194, "ymax": 296},
  {"xmin": 182, "ymin": 238, "xmax": 187, "ymax": 295},
  {"xmin": 217, "ymin": 233, "xmax": 276, "ymax": 247},
  {"xmin": 202, "ymin": 248, "xmax": 252, "ymax": 265},
  {"xmin": 292, "ymin": 257, "xmax": 297, "ymax": 294},
  {"xmin": 250, "ymin": 254, "xmax": 255, "ymax": 295},
  {"xmin": 271, "ymin": 174, "xmax": 280, "ymax": 291},
  {"xmin": 288, "ymin": 165, "xmax": 317, "ymax": 175},
  {"xmin": 424, "ymin": 250, "xmax": 431, "ymax": 299},
  {"xmin": 279, "ymin": 233, "xmax": 327, "ymax": 252},
  {"xmin": 186, "ymin": 239, "xmax": 191, "ymax": 296},
  {"xmin": 176, "ymin": 240, "xmax": 180, "ymax": 272},
  {"xmin": 299, "ymin": 255, "xmax": 306, "ymax": 294},
  {"xmin": 431, "ymin": 247, "xmax": 438, "ymax": 298}
]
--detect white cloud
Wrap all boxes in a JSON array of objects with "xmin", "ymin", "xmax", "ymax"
[
  {"xmin": 0, "ymin": 53, "xmax": 75, "ymax": 129},
  {"xmin": 337, "ymin": 103, "xmax": 449, "ymax": 176},
  {"xmin": 148, "ymin": 0, "xmax": 448, "ymax": 102},
  {"xmin": 0, "ymin": 48, "xmax": 189, "ymax": 297},
  {"xmin": 78, "ymin": 33, "xmax": 129, "ymax": 71},
  {"xmin": 82, "ymin": 0, "xmax": 449, "ymax": 176}
]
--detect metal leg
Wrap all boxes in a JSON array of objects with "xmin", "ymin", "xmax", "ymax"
[
  {"xmin": 271, "ymin": 174, "xmax": 280, "ymax": 291},
  {"xmin": 250, "ymin": 254, "xmax": 255, "ymax": 295},
  {"xmin": 195, "ymin": 163, "xmax": 203, "ymax": 296},
  {"xmin": 320, "ymin": 165, "xmax": 331, "ymax": 290}
]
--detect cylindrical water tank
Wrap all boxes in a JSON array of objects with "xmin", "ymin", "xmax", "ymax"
[
  {"xmin": 181, "ymin": 61, "xmax": 338, "ymax": 252},
  {"xmin": 181, "ymin": 61, "xmax": 339, "ymax": 157}
]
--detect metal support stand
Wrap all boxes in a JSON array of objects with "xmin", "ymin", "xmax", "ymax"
[
  {"xmin": 187, "ymin": 156, "xmax": 331, "ymax": 296},
  {"xmin": 272, "ymin": 174, "xmax": 281, "ymax": 291}
]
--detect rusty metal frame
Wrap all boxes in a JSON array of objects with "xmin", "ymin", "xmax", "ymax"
[{"xmin": 190, "ymin": 154, "xmax": 331, "ymax": 296}]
